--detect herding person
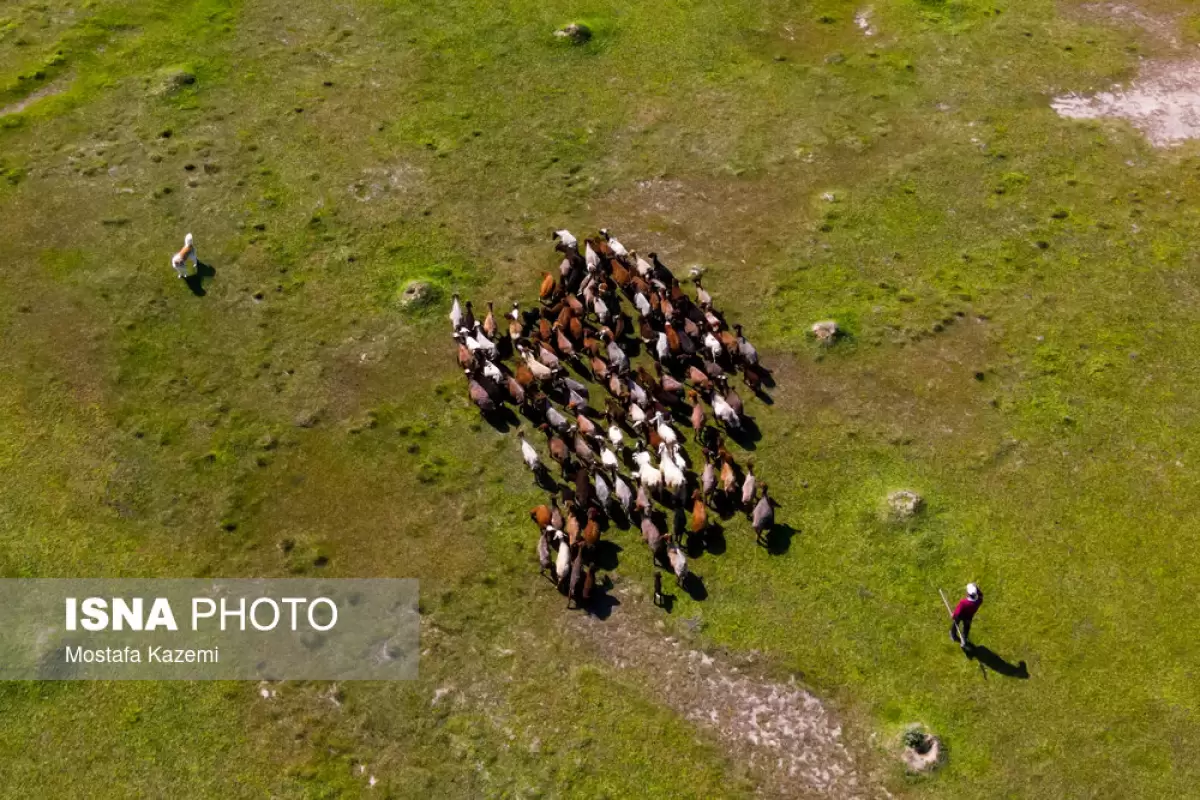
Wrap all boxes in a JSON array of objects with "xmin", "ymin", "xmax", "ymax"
[
  {"xmin": 171, "ymin": 233, "xmax": 197, "ymax": 279},
  {"xmin": 950, "ymin": 582, "xmax": 983, "ymax": 648}
]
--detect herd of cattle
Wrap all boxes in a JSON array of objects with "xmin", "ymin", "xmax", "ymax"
[{"xmin": 452, "ymin": 229, "xmax": 776, "ymax": 608}]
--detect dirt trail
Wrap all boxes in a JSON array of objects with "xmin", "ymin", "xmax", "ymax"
[
  {"xmin": 0, "ymin": 83, "xmax": 66, "ymax": 118},
  {"xmin": 563, "ymin": 585, "xmax": 891, "ymax": 799}
]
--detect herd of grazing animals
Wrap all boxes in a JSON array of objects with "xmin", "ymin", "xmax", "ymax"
[{"xmin": 452, "ymin": 229, "xmax": 776, "ymax": 610}]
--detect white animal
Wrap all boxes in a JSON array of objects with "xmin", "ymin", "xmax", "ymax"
[
  {"xmin": 601, "ymin": 447, "xmax": 620, "ymax": 470},
  {"xmin": 556, "ymin": 539, "xmax": 571, "ymax": 580},
  {"xmin": 518, "ymin": 430, "xmax": 541, "ymax": 471},
  {"xmin": 450, "ymin": 293, "xmax": 463, "ymax": 330},
  {"xmin": 471, "ymin": 323, "xmax": 495, "ymax": 354},
  {"xmin": 553, "ymin": 229, "xmax": 578, "ymax": 250},
  {"xmin": 600, "ymin": 228, "xmax": 628, "ymax": 257},
  {"xmin": 171, "ymin": 233, "xmax": 197, "ymax": 278},
  {"xmin": 593, "ymin": 295, "xmax": 610, "ymax": 323},
  {"xmin": 482, "ymin": 361, "xmax": 503, "ymax": 383},
  {"xmin": 635, "ymin": 254, "xmax": 654, "ymax": 278},
  {"xmin": 585, "ymin": 242, "xmax": 600, "ymax": 271},
  {"xmin": 635, "ymin": 292, "xmax": 652, "ymax": 317},
  {"xmin": 608, "ymin": 424, "xmax": 624, "ymax": 450},
  {"xmin": 462, "ymin": 329, "xmax": 485, "ymax": 353},
  {"xmin": 712, "ymin": 393, "xmax": 741, "ymax": 430},
  {"xmin": 628, "ymin": 403, "xmax": 647, "ymax": 429},
  {"xmin": 704, "ymin": 332, "xmax": 723, "ymax": 360},
  {"xmin": 653, "ymin": 412, "xmax": 678, "ymax": 447},
  {"xmin": 655, "ymin": 332, "xmax": 670, "ymax": 362},
  {"xmin": 658, "ymin": 444, "xmax": 686, "ymax": 496},
  {"xmin": 633, "ymin": 450, "xmax": 662, "ymax": 490}
]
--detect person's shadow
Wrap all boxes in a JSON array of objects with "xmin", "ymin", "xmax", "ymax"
[
  {"xmin": 968, "ymin": 645, "xmax": 1029, "ymax": 679},
  {"xmin": 184, "ymin": 261, "xmax": 216, "ymax": 297}
]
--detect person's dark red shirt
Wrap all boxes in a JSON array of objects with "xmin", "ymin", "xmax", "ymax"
[{"xmin": 952, "ymin": 593, "xmax": 982, "ymax": 621}]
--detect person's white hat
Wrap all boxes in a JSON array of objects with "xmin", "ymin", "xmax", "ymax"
[{"xmin": 966, "ymin": 582, "xmax": 979, "ymax": 599}]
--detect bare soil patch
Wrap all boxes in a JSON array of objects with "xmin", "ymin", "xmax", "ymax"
[
  {"xmin": 1076, "ymin": 2, "xmax": 1182, "ymax": 45},
  {"xmin": 564, "ymin": 584, "xmax": 890, "ymax": 799},
  {"xmin": 0, "ymin": 82, "xmax": 66, "ymax": 117},
  {"xmin": 1053, "ymin": 60, "xmax": 1200, "ymax": 147}
]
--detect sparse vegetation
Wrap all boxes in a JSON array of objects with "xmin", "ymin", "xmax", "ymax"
[{"xmin": 1, "ymin": 0, "xmax": 1199, "ymax": 797}]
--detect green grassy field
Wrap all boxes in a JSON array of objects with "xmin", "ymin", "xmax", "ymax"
[{"xmin": 3, "ymin": 0, "xmax": 1200, "ymax": 796}]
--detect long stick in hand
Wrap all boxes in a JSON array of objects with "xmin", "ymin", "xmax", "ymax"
[{"xmin": 939, "ymin": 588, "xmax": 967, "ymax": 650}]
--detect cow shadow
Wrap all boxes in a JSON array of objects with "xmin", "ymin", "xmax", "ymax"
[
  {"xmin": 688, "ymin": 522, "xmax": 725, "ymax": 557},
  {"xmin": 483, "ymin": 406, "xmax": 521, "ymax": 433},
  {"xmin": 184, "ymin": 260, "xmax": 216, "ymax": 297},
  {"xmin": 726, "ymin": 416, "xmax": 762, "ymax": 450},
  {"xmin": 606, "ymin": 506, "xmax": 633, "ymax": 531},
  {"xmin": 585, "ymin": 577, "xmax": 620, "ymax": 620},
  {"xmin": 752, "ymin": 387, "xmax": 774, "ymax": 406},
  {"xmin": 681, "ymin": 573, "xmax": 707, "ymax": 601},
  {"xmin": 766, "ymin": 523, "xmax": 798, "ymax": 555},
  {"xmin": 592, "ymin": 540, "xmax": 622, "ymax": 572}
]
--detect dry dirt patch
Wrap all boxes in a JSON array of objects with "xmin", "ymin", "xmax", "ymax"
[
  {"xmin": 564, "ymin": 584, "xmax": 890, "ymax": 799},
  {"xmin": 1076, "ymin": 2, "xmax": 1182, "ymax": 45},
  {"xmin": 0, "ymin": 82, "xmax": 66, "ymax": 118},
  {"xmin": 1053, "ymin": 60, "xmax": 1200, "ymax": 147}
]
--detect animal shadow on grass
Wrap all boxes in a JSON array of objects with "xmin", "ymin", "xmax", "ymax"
[
  {"xmin": 711, "ymin": 492, "xmax": 742, "ymax": 521},
  {"xmin": 766, "ymin": 523, "xmax": 798, "ymax": 555},
  {"xmin": 968, "ymin": 645, "xmax": 1030, "ymax": 679},
  {"xmin": 483, "ymin": 406, "xmax": 521, "ymax": 434},
  {"xmin": 727, "ymin": 417, "xmax": 762, "ymax": 450},
  {"xmin": 586, "ymin": 576, "xmax": 620, "ymax": 620},
  {"xmin": 183, "ymin": 261, "xmax": 215, "ymax": 297},
  {"xmin": 681, "ymin": 573, "xmax": 707, "ymax": 601},
  {"xmin": 592, "ymin": 540, "xmax": 622, "ymax": 571},
  {"xmin": 607, "ymin": 506, "xmax": 633, "ymax": 531},
  {"xmin": 690, "ymin": 522, "xmax": 725, "ymax": 557}
]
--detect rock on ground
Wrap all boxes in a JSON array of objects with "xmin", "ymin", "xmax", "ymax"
[
  {"xmin": 399, "ymin": 280, "xmax": 433, "ymax": 308},
  {"xmin": 812, "ymin": 320, "xmax": 840, "ymax": 343},
  {"xmin": 554, "ymin": 22, "xmax": 592, "ymax": 43},
  {"xmin": 886, "ymin": 490, "xmax": 923, "ymax": 520},
  {"xmin": 900, "ymin": 731, "xmax": 942, "ymax": 773}
]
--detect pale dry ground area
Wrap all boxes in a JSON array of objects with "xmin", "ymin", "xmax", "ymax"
[
  {"xmin": 565, "ymin": 580, "xmax": 894, "ymax": 799},
  {"xmin": 1054, "ymin": 2, "xmax": 1200, "ymax": 145}
]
